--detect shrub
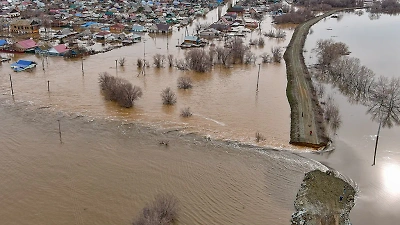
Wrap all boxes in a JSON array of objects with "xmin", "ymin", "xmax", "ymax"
[
  {"xmin": 118, "ymin": 57, "xmax": 126, "ymax": 66},
  {"xmin": 99, "ymin": 72, "xmax": 142, "ymax": 108},
  {"xmin": 161, "ymin": 87, "xmax": 177, "ymax": 105},
  {"xmin": 258, "ymin": 37, "xmax": 265, "ymax": 47},
  {"xmin": 180, "ymin": 107, "xmax": 192, "ymax": 117},
  {"xmin": 255, "ymin": 132, "xmax": 265, "ymax": 142},
  {"xmin": 137, "ymin": 58, "xmax": 143, "ymax": 68},
  {"xmin": 177, "ymin": 77, "xmax": 193, "ymax": 89},
  {"xmin": 132, "ymin": 194, "xmax": 179, "ymax": 225},
  {"xmin": 153, "ymin": 54, "xmax": 165, "ymax": 68},
  {"xmin": 167, "ymin": 54, "xmax": 174, "ymax": 67},
  {"xmin": 271, "ymin": 47, "xmax": 283, "ymax": 63},
  {"xmin": 185, "ymin": 49, "xmax": 212, "ymax": 72}
]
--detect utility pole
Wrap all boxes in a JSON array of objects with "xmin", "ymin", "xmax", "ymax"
[
  {"xmin": 47, "ymin": 80, "xmax": 50, "ymax": 92},
  {"xmin": 81, "ymin": 56, "xmax": 84, "ymax": 76},
  {"xmin": 115, "ymin": 59, "xmax": 118, "ymax": 75},
  {"xmin": 57, "ymin": 119, "xmax": 62, "ymax": 143},
  {"xmin": 256, "ymin": 64, "xmax": 261, "ymax": 92},
  {"xmin": 9, "ymin": 73, "xmax": 14, "ymax": 95}
]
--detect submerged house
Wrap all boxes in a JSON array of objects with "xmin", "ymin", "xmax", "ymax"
[
  {"xmin": 11, "ymin": 60, "xmax": 37, "ymax": 72},
  {"xmin": 47, "ymin": 44, "xmax": 70, "ymax": 56},
  {"xmin": 10, "ymin": 19, "xmax": 40, "ymax": 34},
  {"xmin": 14, "ymin": 39, "xmax": 38, "ymax": 52}
]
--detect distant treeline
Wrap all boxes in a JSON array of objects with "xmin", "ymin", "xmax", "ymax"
[{"xmin": 369, "ymin": 0, "xmax": 400, "ymax": 14}]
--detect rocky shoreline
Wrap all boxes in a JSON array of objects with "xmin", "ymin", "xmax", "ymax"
[{"xmin": 291, "ymin": 170, "xmax": 356, "ymax": 225}]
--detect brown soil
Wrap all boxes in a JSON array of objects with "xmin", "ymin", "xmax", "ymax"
[{"xmin": 291, "ymin": 170, "xmax": 356, "ymax": 225}]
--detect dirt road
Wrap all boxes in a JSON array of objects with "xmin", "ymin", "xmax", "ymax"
[{"xmin": 284, "ymin": 11, "xmax": 340, "ymax": 148}]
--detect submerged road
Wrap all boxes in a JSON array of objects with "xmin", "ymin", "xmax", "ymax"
[{"xmin": 284, "ymin": 11, "xmax": 341, "ymax": 148}]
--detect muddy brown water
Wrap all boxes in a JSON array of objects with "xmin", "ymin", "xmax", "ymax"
[
  {"xmin": 0, "ymin": 2, "xmax": 323, "ymax": 225},
  {"xmin": 304, "ymin": 9, "xmax": 400, "ymax": 225}
]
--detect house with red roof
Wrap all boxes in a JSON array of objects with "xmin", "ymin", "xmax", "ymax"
[
  {"xmin": 14, "ymin": 39, "xmax": 37, "ymax": 52},
  {"xmin": 110, "ymin": 23, "xmax": 125, "ymax": 33},
  {"xmin": 48, "ymin": 44, "xmax": 70, "ymax": 56}
]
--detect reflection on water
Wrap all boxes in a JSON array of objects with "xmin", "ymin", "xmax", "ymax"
[
  {"xmin": 304, "ymin": 9, "xmax": 400, "ymax": 225},
  {"xmin": 382, "ymin": 163, "xmax": 400, "ymax": 196}
]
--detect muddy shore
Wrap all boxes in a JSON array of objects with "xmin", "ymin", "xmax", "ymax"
[{"xmin": 291, "ymin": 170, "xmax": 356, "ymax": 225}]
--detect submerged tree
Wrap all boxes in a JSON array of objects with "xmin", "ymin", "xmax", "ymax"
[
  {"xmin": 185, "ymin": 49, "xmax": 212, "ymax": 72},
  {"xmin": 161, "ymin": 87, "xmax": 177, "ymax": 105},
  {"xmin": 99, "ymin": 72, "xmax": 143, "ymax": 108},
  {"xmin": 368, "ymin": 77, "xmax": 400, "ymax": 165},
  {"xmin": 132, "ymin": 194, "xmax": 179, "ymax": 225}
]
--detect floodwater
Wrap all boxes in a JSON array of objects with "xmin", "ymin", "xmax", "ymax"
[
  {"xmin": 304, "ymin": 9, "xmax": 400, "ymax": 225},
  {"xmin": 0, "ymin": 6, "xmax": 293, "ymax": 149},
  {"xmin": 0, "ymin": 96, "xmax": 327, "ymax": 225},
  {"xmin": 0, "ymin": 1, "xmax": 319, "ymax": 224}
]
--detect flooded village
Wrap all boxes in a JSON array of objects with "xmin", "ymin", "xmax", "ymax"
[{"xmin": 1, "ymin": 0, "xmax": 400, "ymax": 225}]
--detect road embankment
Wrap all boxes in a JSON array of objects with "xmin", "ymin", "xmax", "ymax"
[{"xmin": 284, "ymin": 10, "xmax": 343, "ymax": 148}]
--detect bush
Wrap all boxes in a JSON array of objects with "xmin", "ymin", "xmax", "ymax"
[
  {"xmin": 132, "ymin": 194, "xmax": 179, "ymax": 225},
  {"xmin": 118, "ymin": 57, "xmax": 126, "ymax": 66},
  {"xmin": 153, "ymin": 54, "xmax": 165, "ymax": 68},
  {"xmin": 271, "ymin": 47, "xmax": 283, "ymax": 63},
  {"xmin": 180, "ymin": 107, "xmax": 192, "ymax": 117},
  {"xmin": 99, "ymin": 72, "xmax": 142, "ymax": 108},
  {"xmin": 177, "ymin": 77, "xmax": 193, "ymax": 89},
  {"xmin": 185, "ymin": 49, "xmax": 212, "ymax": 72},
  {"xmin": 167, "ymin": 54, "xmax": 174, "ymax": 67},
  {"xmin": 137, "ymin": 58, "xmax": 143, "ymax": 68},
  {"xmin": 161, "ymin": 87, "xmax": 177, "ymax": 105},
  {"xmin": 258, "ymin": 37, "xmax": 265, "ymax": 47},
  {"xmin": 255, "ymin": 132, "xmax": 265, "ymax": 142}
]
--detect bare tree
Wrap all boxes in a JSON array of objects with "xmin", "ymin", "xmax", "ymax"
[
  {"xmin": 118, "ymin": 57, "xmax": 126, "ymax": 66},
  {"xmin": 271, "ymin": 47, "xmax": 283, "ymax": 63},
  {"xmin": 255, "ymin": 132, "xmax": 265, "ymax": 142},
  {"xmin": 167, "ymin": 54, "xmax": 174, "ymax": 67},
  {"xmin": 180, "ymin": 107, "xmax": 192, "ymax": 117},
  {"xmin": 215, "ymin": 46, "xmax": 232, "ymax": 67},
  {"xmin": 244, "ymin": 51, "xmax": 256, "ymax": 64},
  {"xmin": 99, "ymin": 72, "xmax": 143, "ymax": 108},
  {"xmin": 132, "ymin": 194, "xmax": 179, "ymax": 225},
  {"xmin": 177, "ymin": 77, "xmax": 193, "ymax": 89},
  {"xmin": 225, "ymin": 37, "xmax": 250, "ymax": 64},
  {"xmin": 161, "ymin": 87, "xmax": 177, "ymax": 105},
  {"xmin": 153, "ymin": 54, "xmax": 165, "ymax": 68},
  {"xmin": 137, "ymin": 58, "xmax": 143, "ymax": 68},
  {"xmin": 258, "ymin": 37, "xmax": 265, "ymax": 47},
  {"xmin": 185, "ymin": 49, "xmax": 212, "ymax": 72},
  {"xmin": 315, "ymin": 39, "xmax": 350, "ymax": 67},
  {"xmin": 260, "ymin": 53, "xmax": 271, "ymax": 63},
  {"xmin": 175, "ymin": 59, "xmax": 188, "ymax": 70},
  {"xmin": 368, "ymin": 77, "xmax": 400, "ymax": 165}
]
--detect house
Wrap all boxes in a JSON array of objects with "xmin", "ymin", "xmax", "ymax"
[
  {"xmin": 47, "ymin": 44, "xmax": 70, "ymax": 56},
  {"xmin": 10, "ymin": 19, "xmax": 39, "ymax": 33},
  {"xmin": 0, "ymin": 8, "xmax": 20, "ymax": 18},
  {"xmin": 95, "ymin": 31, "xmax": 111, "ymax": 39},
  {"xmin": 131, "ymin": 24, "xmax": 145, "ymax": 32},
  {"xmin": 0, "ymin": 39, "xmax": 8, "ymax": 47},
  {"xmin": 227, "ymin": 6, "xmax": 245, "ymax": 16},
  {"xmin": 199, "ymin": 28, "xmax": 220, "ymax": 38},
  {"xmin": 183, "ymin": 35, "xmax": 200, "ymax": 44},
  {"xmin": 110, "ymin": 23, "xmax": 125, "ymax": 33},
  {"xmin": 14, "ymin": 39, "xmax": 38, "ymax": 52},
  {"xmin": 155, "ymin": 23, "xmax": 171, "ymax": 33},
  {"xmin": 10, "ymin": 60, "xmax": 37, "ymax": 72}
]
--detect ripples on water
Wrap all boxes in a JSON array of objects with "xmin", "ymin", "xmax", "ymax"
[{"xmin": 0, "ymin": 98, "xmax": 329, "ymax": 225}]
